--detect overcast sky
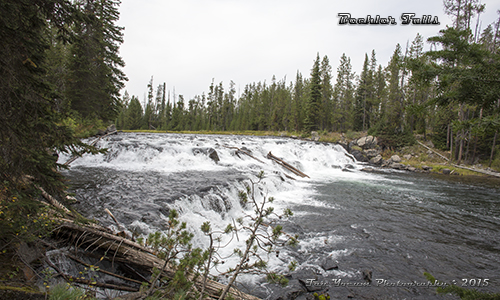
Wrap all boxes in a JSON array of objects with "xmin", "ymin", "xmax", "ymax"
[{"xmin": 117, "ymin": 0, "xmax": 500, "ymax": 102}]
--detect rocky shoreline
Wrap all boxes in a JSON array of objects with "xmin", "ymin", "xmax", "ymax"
[{"xmin": 333, "ymin": 135, "xmax": 499, "ymax": 177}]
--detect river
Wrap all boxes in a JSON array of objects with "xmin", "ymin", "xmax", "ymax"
[{"xmin": 60, "ymin": 132, "xmax": 500, "ymax": 299}]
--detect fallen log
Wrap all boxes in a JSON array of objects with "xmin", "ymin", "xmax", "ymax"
[
  {"xmin": 38, "ymin": 186, "xmax": 72, "ymax": 216},
  {"xmin": 416, "ymin": 141, "xmax": 449, "ymax": 161},
  {"xmin": 266, "ymin": 152, "xmax": 310, "ymax": 178},
  {"xmin": 449, "ymin": 164, "xmax": 500, "ymax": 178},
  {"xmin": 66, "ymin": 254, "xmax": 145, "ymax": 285},
  {"xmin": 53, "ymin": 221, "xmax": 261, "ymax": 300},
  {"xmin": 416, "ymin": 141, "xmax": 500, "ymax": 178},
  {"xmin": 45, "ymin": 256, "xmax": 139, "ymax": 292},
  {"xmin": 222, "ymin": 145, "xmax": 265, "ymax": 164}
]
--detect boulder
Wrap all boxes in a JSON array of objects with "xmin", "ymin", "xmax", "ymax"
[
  {"xmin": 262, "ymin": 279, "xmax": 306, "ymax": 300},
  {"xmin": 442, "ymin": 168, "xmax": 451, "ymax": 175},
  {"xmin": 356, "ymin": 136, "xmax": 367, "ymax": 148},
  {"xmin": 421, "ymin": 165, "xmax": 432, "ymax": 171},
  {"xmin": 350, "ymin": 150, "xmax": 368, "ymax": 162},
  {"xmin": 208, "ymin": 148, "xmax": 220, "ymax": 163},
  {"xmin": 192, "ymin": 147, "xmax": 220, "ymax": 163},
  {"xmin": 366, "ymin": 136, "xmax": 377, "ymax": 148},
  {"xmin": 407, "ymin": 166, "xmax": 416, "ymax": 172},
  {"xmin": 361, "ymin": 167, "xmax": 374, "ymax": 172},
  {"xmin": 369, "ymin": 155, "xmax": 383, "ymax": 165},
  {"xmin": 390, "ymin": 155, "xmax": 402, "ymax": 163},
  {"xmin": 403, "ymin": 154, "xmax": 412, "ymax": 160},
  {"xmin": 389, "ymin": 162, "xmax": 406, "ymax": 170},
  {"xmin": 320, "ymin": 256, "xmax": 339, "ymax": 271},
  {"xmin": 311, "ymin": 131, "xmax": 320, "ymax": 142},
  {"xmin": 357, "ymin": 135, "xmax": 377, "ymax": 149},
  {"xmin": 364, "ymin": 149, "xmax": 380, "ymax": 158}
]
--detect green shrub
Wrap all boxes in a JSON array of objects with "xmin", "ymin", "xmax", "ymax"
[{"xmin": 49, "ymin": 283, "xmax": 93, "ymax": 300}]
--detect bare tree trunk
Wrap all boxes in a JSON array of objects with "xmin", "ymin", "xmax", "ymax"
[
  {"xmin": 457, "ymin": 131, "xmax": 464, "ymax": 165},
  {"xmin": 489, "ymin": 131, "xmax": 498, "ymax": 168},
  {"xmin": 450, "ymin": 126, "xmax": 454, "ymax": 163},
  {"xmin": 447, "ymin": 124, "xmax": 450, "ymax": 148}
]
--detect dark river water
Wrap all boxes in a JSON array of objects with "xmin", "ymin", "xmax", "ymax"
[{"xmin": 61, "ymin": 133, "xmax": 500, "ymax": 299}]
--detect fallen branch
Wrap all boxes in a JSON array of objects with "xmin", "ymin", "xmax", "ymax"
[
  {"xmin": 37, "ymin": 186, "xmax": 72, "ymax": 216},
  {"xmin": 222, "ymin": 145, "xmax": 265, "ymax": 164},
  {"xmin": 104, "ymin": 208, "xmax": 124, "ymax": 230},
  {"xmin": 416, "ymin": 141, "xmax": 449, "ymax": 161},
  {"xmin": 416, "ymin": 141, "xmax": 500, "ymax": 178},
  {"xmin": 64, "ymin": 130, "xmax": 117, "ymax": 166},
  {"xmin": 266, "ymin": 151, "xmax": 310, "ymax": 178}
]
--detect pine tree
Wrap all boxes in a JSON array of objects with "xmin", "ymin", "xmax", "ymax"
[
  {"xmin": 305, "ymin": 54, "xmax": 322, "ymax": 131},
  {"xmin": 291, "ymin": 71, "xmax": 305, "ymax": 131},
  {"xmin": 125, "ymin": 96, "xmax": 143, "ymax": 130},
  {"xmin": 332, "ymin": 53, "xmax": 355, "ymax": 132},
  {"xmin": 0, "ymin": 0, "xmax": 97, "ymax": 239},
  {"xmin": 66, "ymin": 0, "xmax": 127, "ymax": 122},
  {"xmin": 320, "ymin": 55, "xmax": 334, "ymax": 130},
  {"xmin": 354, "ymin": 54, "xmax": 371, "ymax": 131},
  {"xmin": 116, "ymin": 91, "xmax": 130, "ymax": 130},
  {"xmin": 385, "ymin": 43, "xmax": 404, "ymax": 130}
]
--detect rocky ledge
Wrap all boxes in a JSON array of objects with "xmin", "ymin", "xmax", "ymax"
[{"xmin": 345, "ymin": 136, "xmax": 454, "ymax": 175}]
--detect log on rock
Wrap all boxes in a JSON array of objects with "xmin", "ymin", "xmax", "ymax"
[
  {"xmin": 222, "ymin": 145, "xmax": 265, "ymax": 164},
  {"xmin": 53, "ymin": 221, "xmax": 260, "ymax": 300},
  {"xmin": 266, "ymin": 151, "xmax": 310, "ymax": 178}
]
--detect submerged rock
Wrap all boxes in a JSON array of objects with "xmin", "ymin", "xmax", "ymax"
[
  {"xmin": 320, "ymin": 256, "xmax": 339, "ymax": 271},
  {"xmin": 192, "ymin": 147, "xmax": 220, "ymax": 163}
]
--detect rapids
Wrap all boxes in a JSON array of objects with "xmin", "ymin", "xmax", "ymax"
[{"xmin": 59, "ymin": 132, "xmax": 500, "ymax": 299}]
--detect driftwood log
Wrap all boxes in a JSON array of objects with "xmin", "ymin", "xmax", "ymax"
[
  {"xmin": 266, "ymin": 151, "xmax": 310, "ymax": 178},
  {"xmin": 417, "ymin": 141, "xmax": 500, "ymax": 178},
  {"xmin": 53, "ymin": 220, "xmax": 261, "ymax": 300},
  {"xmin": 222, "ymin": 145, "xmax": 265, "ymax": 164}
]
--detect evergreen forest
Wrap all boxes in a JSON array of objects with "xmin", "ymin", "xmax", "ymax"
[
  {"xmin": 115, "ymin": 4, "xmax": 500, "ymax": 168},
  {"xmin": 1, "ymin": 0, "xmax": 500, "ymax": 246}
]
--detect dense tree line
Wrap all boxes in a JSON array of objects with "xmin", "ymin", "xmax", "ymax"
[
  {"xmin": 1, "ymin": 0, "xmax": 126, "ymax": 240},
  {"xmin": 117, "ymin": 1, "xmax": 500, "ymax": 166}
]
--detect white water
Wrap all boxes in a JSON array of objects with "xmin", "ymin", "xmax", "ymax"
[
  {"xmin": 60, "ymin": 133, "xmax": 368, "ymax": 281},
  {"xmin": 60, "ymin": 132, "xmax": 500, "ymax": 299}
]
